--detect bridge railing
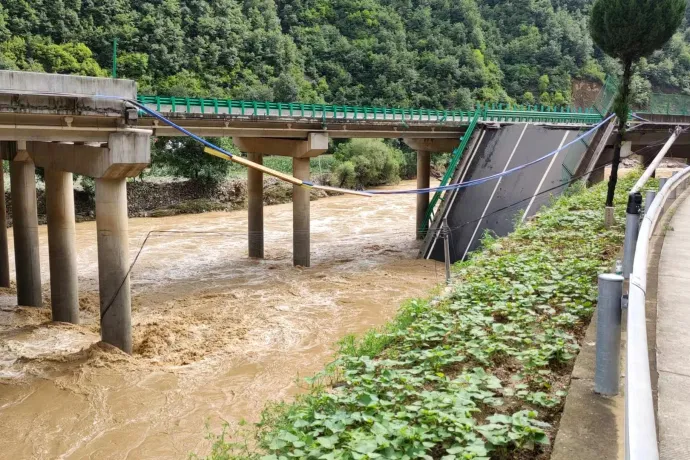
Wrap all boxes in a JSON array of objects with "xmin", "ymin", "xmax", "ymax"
[
  {"xmin": 624, "ymin": 165, "xmax": 690, "ymax": 460},
  {"xmin": 136, "ymin": 95, "xmax": 602, "ymax": 125},
  {"xmin": 421, "ymin": 112, "xmax": 481, "ymax": 234}
]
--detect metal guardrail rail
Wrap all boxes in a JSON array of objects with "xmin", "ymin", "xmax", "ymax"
[
  {"xmin": 136, "ymin": 95, "xmax": 603, "ymax": 125},
  {"xmin": 626, "ymin": 165, "xmax": 690, "ymax": 460}
]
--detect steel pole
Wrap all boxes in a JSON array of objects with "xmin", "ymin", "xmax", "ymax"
[
  {"xmin": 645, "ymin": 190, "xmax": 657, "ymax": 216},
  {"xmin": 595, "ymin": 273, "xmax": 624, "ymax": 395},
  {"xmin": 630, "ymin": 126, "xmax": 681, "ymax": 194},
  {"xmin": 623, "ymin": 192, "xmax": 642, "ymax": 279},
  {"xmin": 443, "ymin": 218, "xmax": 451, "ymax": 283}
]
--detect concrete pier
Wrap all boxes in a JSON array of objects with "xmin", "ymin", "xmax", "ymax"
[
  {"xmin": 10, "ymin": 152, "xmax": 42, "ymax": 307},
  {"xmin": 233, "ymin": 134, "xmax": 327, "ymax": 268},
  {"xmin": 95, "ymin": 178, "xmax": 131, "ymax": 353},
  {"xmin": 44, "ymin": 169, "xmax": 79, "ymax": 323},
  {"xmin": 416, "ymin": 151, "xmax": 431, "ymax": 239},
  {"xmin": 0, "ymin": 162, "xmax": 10, "ymax": 288},
  {"xmin": 293, "ymin": 157, "xmax": 310, "ymax": 267},
  {"xmin": 247, "ymin": 152, "xmax": 264, "ymax": 259}
]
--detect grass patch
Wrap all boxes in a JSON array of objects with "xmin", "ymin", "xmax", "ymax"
[{"xmin": 197, "ymin": 173, "xmax": 641, "ymax": 460}]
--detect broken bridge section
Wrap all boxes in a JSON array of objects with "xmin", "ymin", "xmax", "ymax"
[{"xmin": 422, "ymin": 123, "xmax": 591, "ymax": 263}]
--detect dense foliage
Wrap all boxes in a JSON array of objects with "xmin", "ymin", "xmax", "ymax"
[
  {"xmin": 198, "ymin": 173, "xmax": 640, "ymax": 460},
  {"xmin": 3, "ymin": 0, "xmax": 688, "ymax": 183},
  {"xmin": 331, "ymin": 139, "xmax": 403, "ymax": 189},
  {"xmin": 3, "ymin": 0, "xmax": 690, "ymax": 106},
  {"xmin": 589, "ymin": 0, "xmax": 684, "ymax": 206}
]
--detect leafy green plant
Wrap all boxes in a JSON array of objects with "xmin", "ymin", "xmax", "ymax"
[
  {"xmin": 331, "ymin": 139, "xmax": 403, "ymax": 189},
  {"xmin": 198, "ymin": 172, "xmax": 638, "ymax": 459}
]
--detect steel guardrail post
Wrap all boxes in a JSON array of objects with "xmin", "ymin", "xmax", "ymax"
[
  {"xmin": 645, "ymin": 190, "xmax": 657, "ymax": 216},
  {"xmin": 595, "ymin": 273, "xmax": 624, "ymax": 395},
  {"xmin": 623, "ymin": 192, "xmax": 642, "ymax": 279}
]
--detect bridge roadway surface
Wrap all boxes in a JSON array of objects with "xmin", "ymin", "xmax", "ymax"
[
  {"xmin": 424, "ymin": 123, "xmax": 582, "ymax": 261},
  {"xmin": 656, "ymin": 193, "xmax": 690, "ymax": 459}
]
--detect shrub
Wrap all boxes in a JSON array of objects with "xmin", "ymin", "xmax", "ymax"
[
  {"xmin": 151, "ymin": 137, "xmax": 236, "ymax": 183},
  {"xmin": 332, "ymin": 161, "xmax": 356, "ymax": 188},
  {"xmin": 331, "ymin": 139, "xmax": 402, "ymax": 188}
]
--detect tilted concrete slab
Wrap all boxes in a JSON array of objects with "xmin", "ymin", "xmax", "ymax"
[{"xmin": 0, "ymin": 71, "xmax": 136, "ymax": 99}]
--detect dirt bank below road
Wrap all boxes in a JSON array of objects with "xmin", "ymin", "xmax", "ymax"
[{"xmin": 3, "ymin": 177, "xmax": 333, "ymax": 226}]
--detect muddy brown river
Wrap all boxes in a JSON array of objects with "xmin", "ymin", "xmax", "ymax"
[{"xmin": 0, "ymin": 180, "xmax": 442, "ymax": 459}]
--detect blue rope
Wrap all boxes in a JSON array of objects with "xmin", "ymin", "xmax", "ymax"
[
  {"xmin": 127, "ymin": 99, "xmax": 235, "ymax": 159},
  {"xmin": 127, "ymin": 98, "xmax": 612, "ymax": 196}
]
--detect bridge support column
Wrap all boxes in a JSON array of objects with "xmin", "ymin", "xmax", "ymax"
[
  {"xmin": 45, "ymin": 169, "xmax": 79, "ymax": 323},
  {"xmin": 9, "ymin": 145, "xmax": 42, "ymax": 307},
  {"xmin": 404, "ymin": 139, "xmax": 462, "ymax": 240},
  {"xmin": 232, "ymin": 134, "xmax": 328, "ymax": 267},
  {"xmin": 96, "ymin": 177, "xmax": 131, "ymax": 353},
  {"xmin": 293, "ymin": 157, "xmax": 310, "ymax": 267},
  {"xmin": 416, "ymin": 151, "xmax": 431, "ymax": 239},
  {"xmin": 247, "ymin": 153, "xmax": 264, "ymax": 259},
  {"xmin": 0, "ymin": 160, "xmax": 10, "ymax": 288}
]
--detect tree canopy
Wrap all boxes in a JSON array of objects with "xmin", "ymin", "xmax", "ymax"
[
  {"xmin": 589, "ymin": 0, "xmax": 685, "ymax": 206},
  {"xmin": 590, "ymin": 0, "xmax": 686, "ymax": 63},
  {"xmin": 2, "ymin": 0, "xmax": 690, "ymax": 107}
]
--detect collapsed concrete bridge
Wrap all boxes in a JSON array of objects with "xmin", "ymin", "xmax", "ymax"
[{"xmin": 0, "ymin": 69, "xmax": 686, "ymax": 352}]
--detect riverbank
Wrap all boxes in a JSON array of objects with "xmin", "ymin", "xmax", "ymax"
[
  {"xmin": 2, "ymin": 176, "xmax": 335, "ymax": 226},
  {"xmin": 207, "ymin": 174, "xmax": 639, "ymax": 459},
  {"xmin": 0, "ymin": 180, "xmax": 442, "ymax": 459}
]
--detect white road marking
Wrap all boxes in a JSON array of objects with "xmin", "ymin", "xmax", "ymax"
[
  {"xmin": 462, "ymin": 123, "xmax": 529, "ymax": 260},
  {"xmin": 522, "ymin": 131, "xmax": 571, "ymax": 221}
]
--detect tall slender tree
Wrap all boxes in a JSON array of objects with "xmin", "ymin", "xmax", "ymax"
[{"xmin": 590, "ymin": 0, "xmax": 685, "ymax": 207}]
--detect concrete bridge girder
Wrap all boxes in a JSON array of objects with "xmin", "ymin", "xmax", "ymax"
[
  {"xmin": 0, "ymin": 129, "xmax": 149, "ymax": 353},
  {"xmin": 232, "ymin": 132, "xmax": 328, "ymax": 158},
  {"xmin": 233, "ymin": 134, "xmax": 329, "ymax": 267},
  {"xmin": 27, "ymin": 131, "xmax": 151, "ymax": 179}
]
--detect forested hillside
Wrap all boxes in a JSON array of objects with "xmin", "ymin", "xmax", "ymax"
[{"xmin": 1, "ymin": 0, "xmax": 690, "ymax": 108}]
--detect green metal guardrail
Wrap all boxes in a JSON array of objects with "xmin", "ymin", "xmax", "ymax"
[
  {"xmin": 136, "ymin": 95, "xmax": 602, "ymax": 125},
  {"xmin": 420, "ymin": 112, "xmax": 481, "ymax": 234}
]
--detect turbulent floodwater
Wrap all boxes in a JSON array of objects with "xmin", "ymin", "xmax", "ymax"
[{"xmin": 0, "ymin": 180, "xmax": 442, "ymax": 459}]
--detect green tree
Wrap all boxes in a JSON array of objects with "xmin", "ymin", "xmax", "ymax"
[
  {"xmin": 590, "ymin": 0, "xmax": 686, "ymax": 206},
  {"xmin": 553, "ymin": 91, "xmax": 567, "ymax": 107},
  {"xmin": 332, "ymin": 139, "xmax": 402, "ymax": 188},
  {"xmin": 152, "ymin": 137, "xmax": 236, "ymax": 182},
  {"xmin": 539, "ymin": 91, "xmax": 552, "ymax": 106},
  {"xmin": 538, "ymin": 74, "xmax": 550, "ymax": 93},
  {"xmin": 522, "ymin": 91, "xmax": 535, "ymax": 105}
]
